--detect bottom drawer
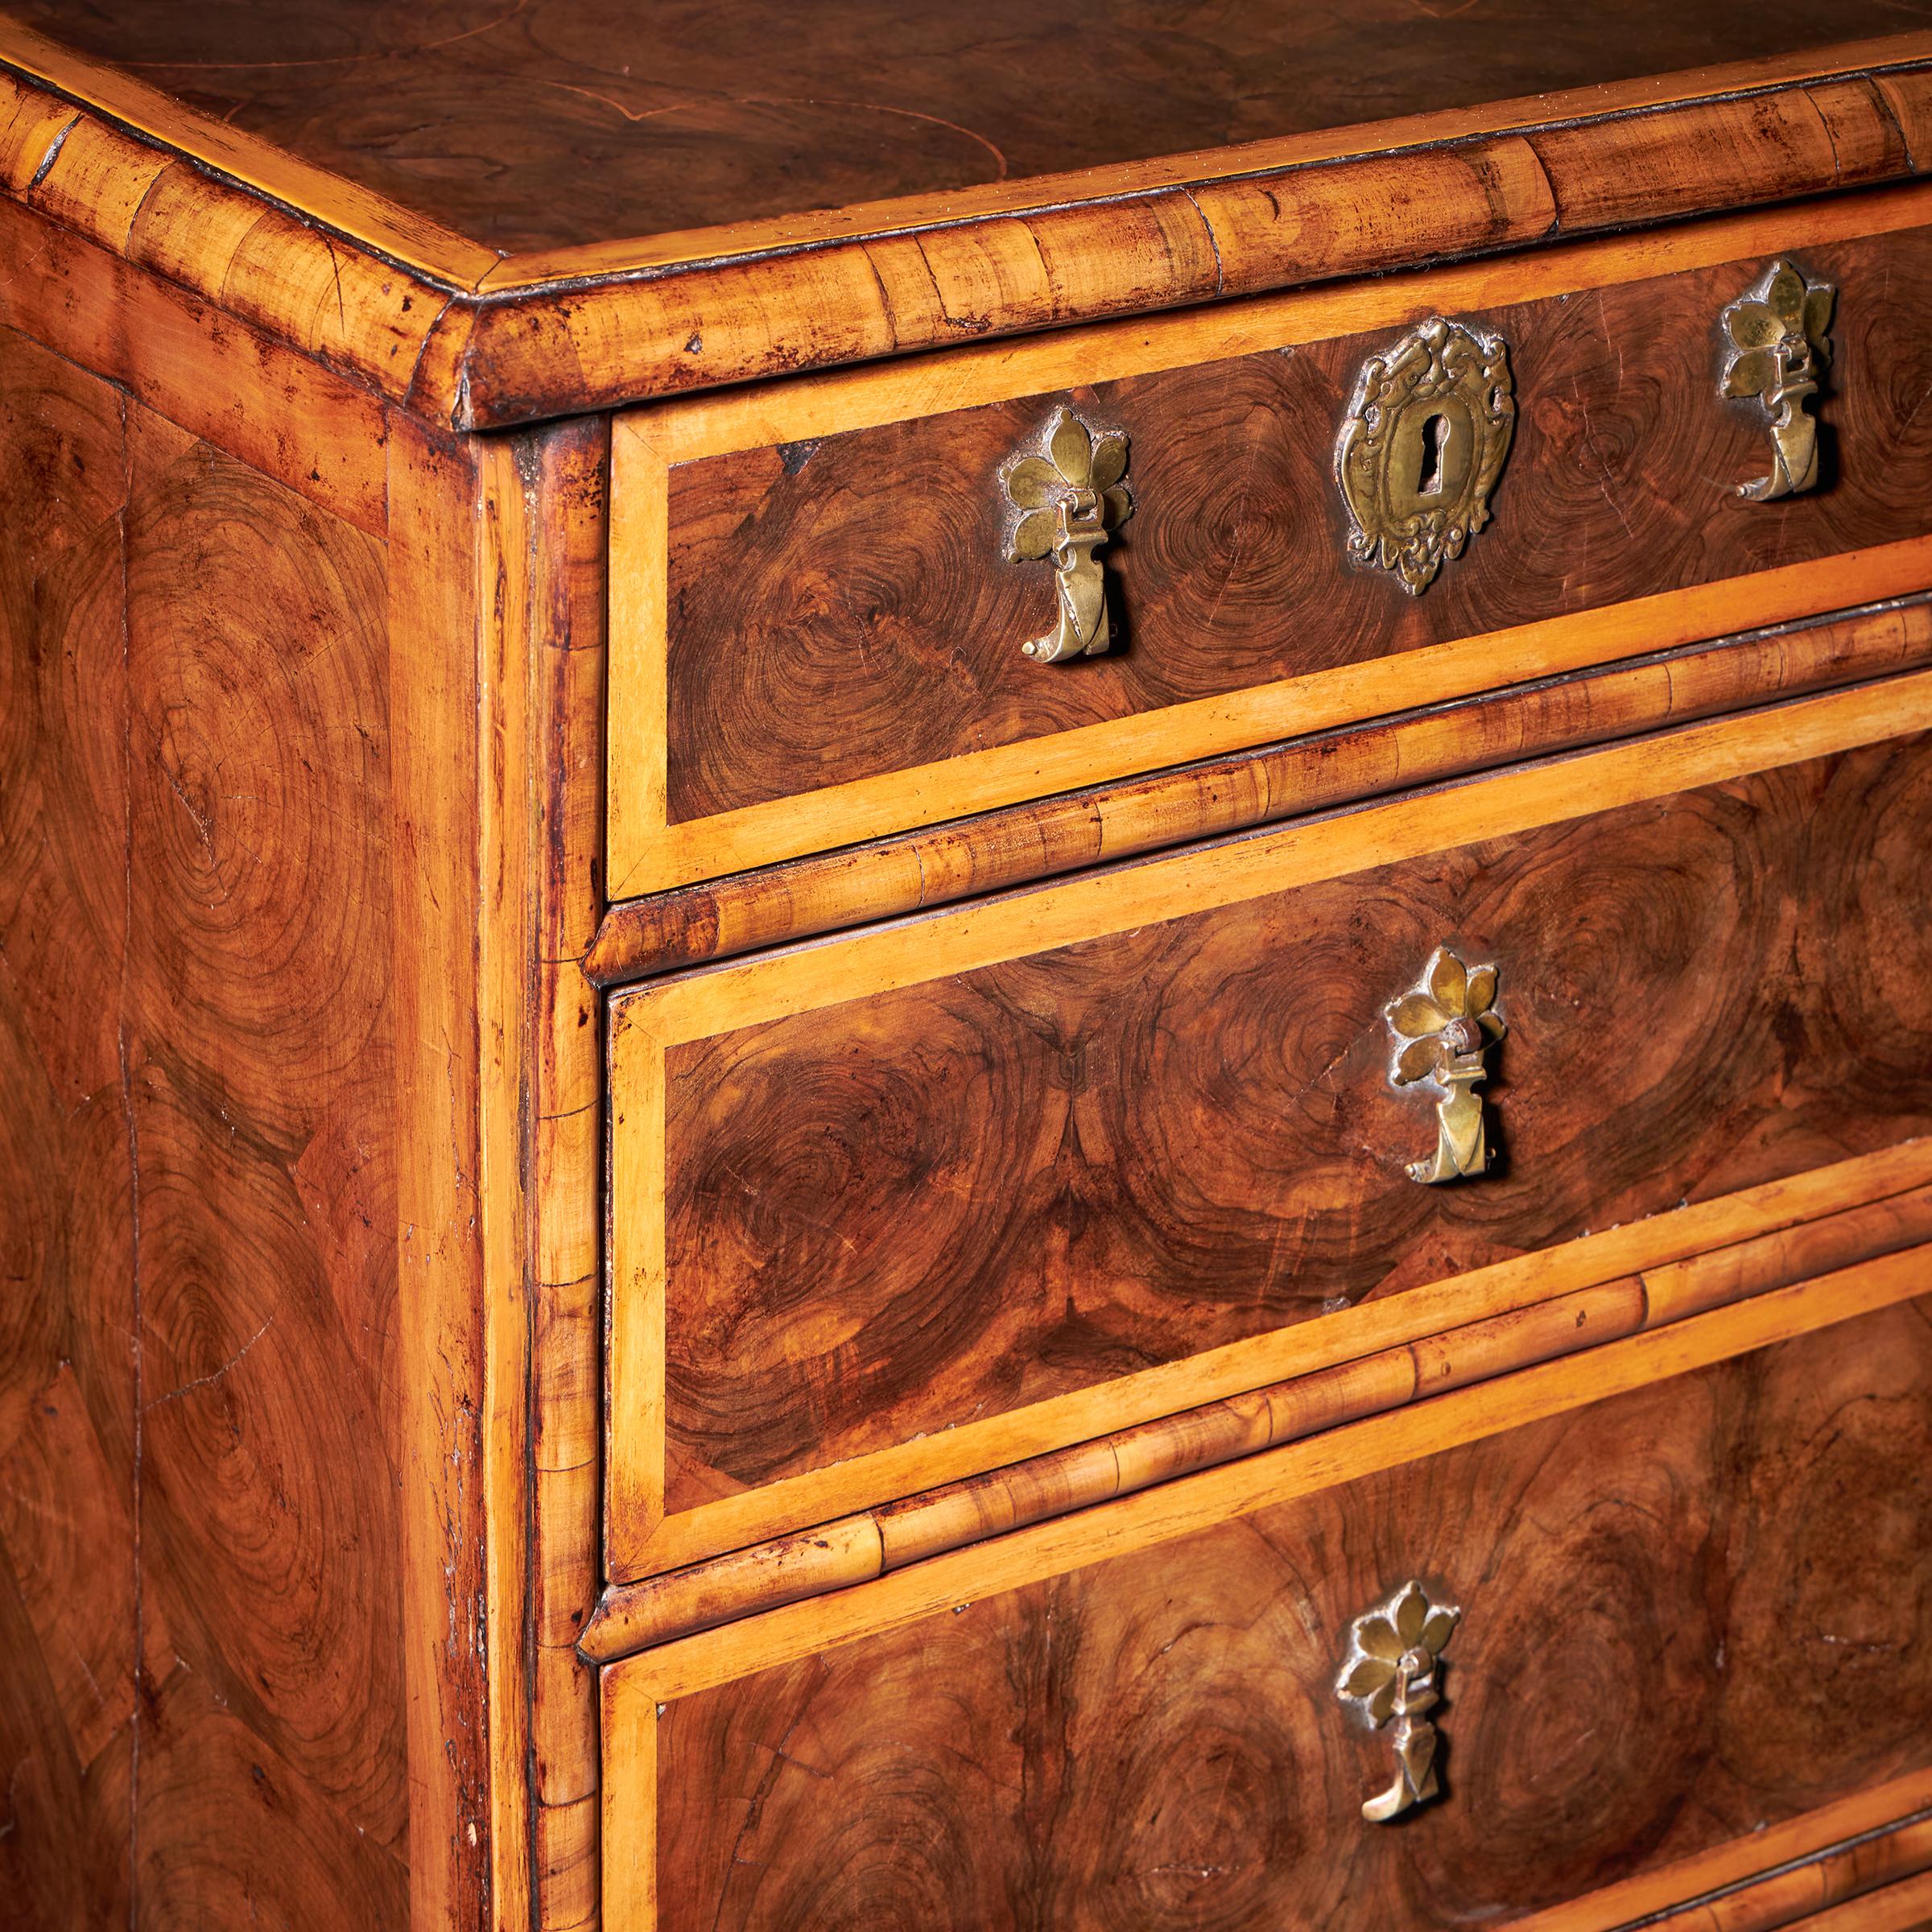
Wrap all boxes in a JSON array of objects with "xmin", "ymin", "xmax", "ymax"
[{"xmin": 606, "ymin": 1280, "xmax": 1932, "ymax": 1930}]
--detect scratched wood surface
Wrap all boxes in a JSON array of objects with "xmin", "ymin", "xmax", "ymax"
[
  {"xmin": 644, "ymin": 732, "xmax": 1932, "ymax": 1517},
  {"xmin": 14, "ymin": 0, "xmax": 1931, "ymax": 251},
  {"xmin": 661, "ymin": 228, "xmax": 1932, "ymax": 823},
  {"xmin": 644, "ymin": 1295, "xmax": 1932, "ymax": 1932},
  {"xmin": 0, "ymin": 320, "xmax": 407, "ymax": 1925}
]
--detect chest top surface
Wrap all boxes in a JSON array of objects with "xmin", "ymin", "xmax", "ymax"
[
  {"xmin": 12, "ymin": 0, "xmax": 1932, "ymax": 251},
  {"xmin": 6, "ymin": 3, "xmax": 1932, "ymax": 427}
]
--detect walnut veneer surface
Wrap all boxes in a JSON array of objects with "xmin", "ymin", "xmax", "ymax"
[
  {"xmin": 5, "ymin": 10, "xmax": 1932, "ymax": 1932},
  {"xmin": 8, "ymin": 0, "xmax": 1930, "ymax": 248}
]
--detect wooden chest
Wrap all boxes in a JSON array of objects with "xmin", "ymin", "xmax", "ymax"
[{"xmin": 4, "ymin": 8, "xmax": 1932, "ymax": 1930}]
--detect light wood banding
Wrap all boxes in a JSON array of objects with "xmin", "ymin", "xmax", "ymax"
[
  {"xmin": 605, "ymin": 1283, "xmax": 1932, "ymax": 1927},
  {"xmin": 591, "ymin": 595, "xmax": 1932, "ymax": 984},
  {"xmin": 608, "ymin": 678, "xmax": 1932, "ymax": 1582},
  {"xmin": 584, "ymin": 1187, "xmax": 1932, "ymax": 1660}
]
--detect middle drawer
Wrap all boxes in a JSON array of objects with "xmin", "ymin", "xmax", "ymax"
[{"xmin": 605, "ymin": 674, "xmax": 1932, "ymax": 1581}]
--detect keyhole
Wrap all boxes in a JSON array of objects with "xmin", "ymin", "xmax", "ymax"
[{"xmin": 1416, "ymin": 411, "xmax": 1447, "ymax": 499}]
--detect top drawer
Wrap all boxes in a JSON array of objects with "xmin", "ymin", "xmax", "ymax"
[{"xmin": 607, "ymin": 186, "xmax": 1932, "ymax": 901}]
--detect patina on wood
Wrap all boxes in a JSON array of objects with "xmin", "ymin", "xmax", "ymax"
[
  {"xmin": 2, "ymin": 23, "xmax": 1932, "ymax": 422},
  {"xmin": 622, "ymin": 1296, "xmax": 1932, "ymax": 1931},
  {"xmin": 0, "ymin": 319, "xmax": 407, "ymax": 1926},
  {"xmin": 617, "ymin": 722, "xmax": 1932, "ymax": 1542}
]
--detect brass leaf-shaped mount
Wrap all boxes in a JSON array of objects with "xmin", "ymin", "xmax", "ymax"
[
  {"xmin": 1386, "ymin": 946, "xmax": 1504, "ymax": 1185},
  {"xmin": 1336, "ymin": 1581, "xmax": 1461, "ymax": 1823},
  {"xmin": 1719, "ymin": 258, "xmax": 1834, "ymax": 502},
  {"xmin": 1002, "ymin": 407, "xmax": 1132, "ymax": 663},
  {"xmin": 1336, "ymin": 316, "xmax": 1514, "ymax": 595}
]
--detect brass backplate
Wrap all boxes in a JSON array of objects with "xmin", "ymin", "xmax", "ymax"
[{"xmin": 1336, "ymin": 316, "xmax": 1514, "ymax": 595}]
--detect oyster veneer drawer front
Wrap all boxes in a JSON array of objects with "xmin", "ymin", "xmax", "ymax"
[
  {"xmin": 606, "ymin": 188, "xmax": 1932, "ymax": 899},
  {"xmin": 605, "ymin": 675, "xmax": 1932, "ymax": 1583},
  {"xmin": 602, "ymin": 1288, "xmax": 1932, "ymax": 1932}
]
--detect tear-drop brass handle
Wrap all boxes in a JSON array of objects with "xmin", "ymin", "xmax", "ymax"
[
  {"xmin": 1336, "ymin": 1581, "xmax": 1461, "ymax": 1822},
  {"xmin": 1719, "ymin": 257, "xmax": 1834, "ymax": 501},
  {"xmin": 1001, "ymin": 408, "xmax": 1132, "ymax": 663},
  {"xmin": 1386, "ymin": 946, "xmax": 1505, "ymax": 1184}
]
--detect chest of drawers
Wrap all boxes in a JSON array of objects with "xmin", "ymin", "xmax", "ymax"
[{"xmin": 4, "ymin": 8, "xmax": 1932, "ymax": 1930}]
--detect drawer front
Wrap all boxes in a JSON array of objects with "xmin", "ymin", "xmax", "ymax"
[
  {"xmin": 608, "ymin": 188, "xmax": 1932, "ymax": 897},
  {"xmin": 606, "ymin": 679, "xmax": 1932, "ymax": 1579},
  {"xmin": 607, "ymin": 1292, "xmax": 1932, "ymax": 1931}
]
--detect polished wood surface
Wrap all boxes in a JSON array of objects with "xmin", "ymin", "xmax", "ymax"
[
  {"xmin": 606, "ymin": 183, "xmax": 1932, "ymax": 898},
  {"xmin": 0, "ymin": 320, "xmax": 406, "ymax": 1923},
  {"xmin": 592, "ymin": 596, "xmax": 1932, "ymax": 982},
  {"xmin": 6, "ymin": 23, "xmax": 1932, "ymax": 422},
  {"xmin": 1627, "ymin": 1813, "xmax": 1932, "ymax": 1932},
  {"xmin": 622, "ymin": 1297, "xmax": 1932, "ymax": 1930},
  {"xmin": 656, "ymin": 229, "xmax": 1932, "ymax": 825},
  {"xmin": 8, "ymin": 10, "xmax": 1932, "ymax": 1930},
  {"xmin": 16, "ymin": 2, "xmax": 1932, "ymax": 251},
  {"xmin": 584, "ymin": 1185, "xmax": 1932, "ymax": 1660},
  {"xmin": 621, "ymin": 728, "xmax": 1932, "ymax": 1539},
  {"xmin": 609, "ymin": 675, "xmax": 1932, "ymax": 1582},
  {"xmin": 1514, "ymin": 1791, "xmax": 1932, "ymax": 1932}
]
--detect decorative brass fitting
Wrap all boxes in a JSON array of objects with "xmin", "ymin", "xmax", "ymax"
[
  {"xmin": 1002, "ymin": 407, "xmax": 1131, "ymax": 663},
  {"xmin": 1336, "ymin": 316, "xmax": 1514, "ymax": 595},
  {"xmin": 1335, "ymin": 1580, "xmax": 1461, "ymax": 1823},
  {"xmin": 1719, "ymin": 258, "xmax": 1834, "ymax": 501},
  {"xmin": 1386, "ymin": 945, "xmax": 1505, "ymax": 1185}
]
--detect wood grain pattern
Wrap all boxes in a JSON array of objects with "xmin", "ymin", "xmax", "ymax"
[
  {"xmin": 1628, "ymin": 1814, "xmax": 1932, "ymax": 1931},
  {"xmin": 12, "ymin": 3, "xmax": 1930, "ymax": 253},
  {"xmin": 641, "ymin": 733, "xmax": 1932, "ymax": 1521},
  {"xmin": 634, "ymin": 1296, "xmax": 1932, "ymax": 1932},
  {"xmin": 659, "ymin": 229, "xmax": 1932, "ymax": 825},
  {"xmin": 6, "ymin": 23, "xmax": 1932, "ymax": 423},
  {"xmin": 506, "ymin": 417, "xmax": 612, "ymax": 1932},
  {"xmin": 0, "ymin": 321, "xmax": 408, "ymax": 1926},
  {"xmin": 583, "ymin": 1184, "xmax": 1932, "ymax": 1660},
  {"xmin": 606, "ymin": 184, "xmax": 1932, "ymax": 899},
  {"xmin": 1783, "ymin": 1868, "xmax": 1932, "ymax": 1930},
  {"xmin": 0, "ymin": 190, "xmax": 390, "ymax": 534},
  {"xmin": 609, "ymin": 678, "xmax": 1932, "ymax": 1581},
  {"xmin": 423, "ymin": 61, "xmax": 1932, "ymax": 427},
  {"xmin": 592, "ymin": 594, "xmax": 1932, "ymax": 982}
]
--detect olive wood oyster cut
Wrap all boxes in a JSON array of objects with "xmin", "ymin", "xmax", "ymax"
[{"xmin": 1337, "ymin": 316, "xmax": 1516, "ymax": 594}]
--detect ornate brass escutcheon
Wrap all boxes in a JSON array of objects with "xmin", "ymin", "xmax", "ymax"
[
  {"xmin": 1386, "ymin": 946, "xmax": 1505, "ymax": 1185},
  {"xmin": 1719, "ymin": 258, "xmax": 1835, "ymax": 501},
  {"xmin": 1335, "ymin": 316, "xmax": 1514, "ymax": 595},
  {"xmin": 1002, "ymin": 407, "xmax": 1132, "ymax": 663},
  {"xmin": 1336, "ymin": 1581, "xmax": 1461, "ymax": 1823}
]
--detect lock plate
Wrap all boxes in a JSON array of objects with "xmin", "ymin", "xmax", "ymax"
[{"xmin": 1335, "ymin": 316, "xmax": 1514, "ymax": 595}]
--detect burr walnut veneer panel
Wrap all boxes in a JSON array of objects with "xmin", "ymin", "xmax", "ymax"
[
  {"xmin": 609, "ymin": 192, "xmax": 1932, "ymax": 894},
  {"xmin": 617, "ymin": 1295, "xmax": 1932, "ymax": 1932},
  {"xmin": 15, "ymin": 0, "xmax": 1930, "ymax": 252},
  {"xmin": 607, "ymin": 679, "xmax": 1932, "ymax": 1580},
  {"xmin": 0, "ymin": 321, "xmax": 407, "ymax": 1926}
]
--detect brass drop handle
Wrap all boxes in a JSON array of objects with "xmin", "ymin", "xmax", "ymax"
[
  {"xmin": 1336, "ymin": 1581, "xmax": 1461, "ymax": 1822},
  {"xmin": 1001, "ymin": 407, "xmax": 1132, "ymax": 663},
  {"xmin": 1719, "ymin": 257, "xmax": 1834, "ymax": 502},
  {"xmin": 1386, "ymin": 946, "xmax": 1505, "ymax": 1184}
]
